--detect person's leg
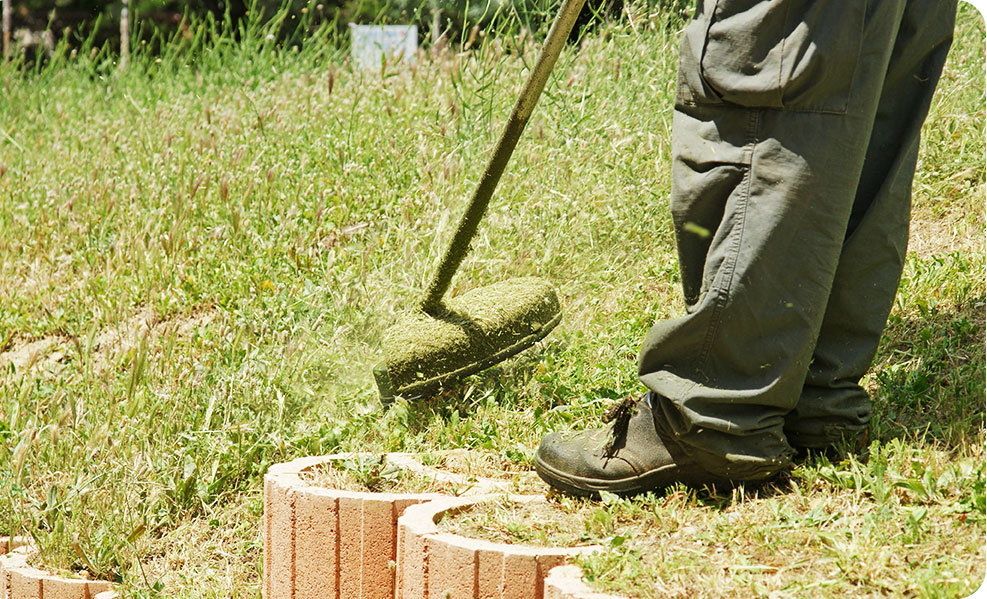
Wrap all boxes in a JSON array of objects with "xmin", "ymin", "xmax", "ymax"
[
  {"xmin": 535, "ymin": 0, "xmax": 955, "ymax": 496},
  {"xmin": 637, "ymin": 0, "xmax": 914, "ymax": 480},
  {"xmin": 784, "ymin": 0, "xmax": 958, "ymax": 450}
]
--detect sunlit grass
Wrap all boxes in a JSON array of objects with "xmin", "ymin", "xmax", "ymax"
[{"xmin": 0, "ymin": 2, "xmax": 982, "ymax": 597}]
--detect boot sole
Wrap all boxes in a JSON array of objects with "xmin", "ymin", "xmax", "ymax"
[{"xmin": 534, "ymin": 454, "xmax": 730, "ymax": 498}]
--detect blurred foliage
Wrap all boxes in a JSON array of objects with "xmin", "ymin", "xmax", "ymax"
[{"xmin": 4, "ymin": 0, "xmax": 690, "ymax": 53}]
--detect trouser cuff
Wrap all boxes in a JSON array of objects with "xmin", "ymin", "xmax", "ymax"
[{"xmin": 784, "ymin": 421, "xmax": 869, "ymax": 450}]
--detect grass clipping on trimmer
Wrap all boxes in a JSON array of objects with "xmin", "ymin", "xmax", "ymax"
[{"xmin": 376, "ymin": 277, "xmax": 561, "ymax": 401}]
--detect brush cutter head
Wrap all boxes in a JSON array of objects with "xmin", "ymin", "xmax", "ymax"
[{"xmin": 374, "ymin": 277, "xmax": 561, "ymax": 403}]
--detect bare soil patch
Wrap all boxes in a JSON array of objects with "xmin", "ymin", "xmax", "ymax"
[{"xmin": 0, "ymin": 307, "xmax": 216, "ymax": 380}]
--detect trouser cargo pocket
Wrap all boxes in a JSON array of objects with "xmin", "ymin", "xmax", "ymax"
[{"xmin": 676, "ymin": 0, "xmax": 866, "ymax": 114}]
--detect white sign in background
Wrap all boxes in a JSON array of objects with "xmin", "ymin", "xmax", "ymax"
[{"xmin": 349, "ymin": 24, "xmax": 418, "ymax": 69}]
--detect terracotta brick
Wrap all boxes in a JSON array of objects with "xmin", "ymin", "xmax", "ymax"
[
  {"xmin": 0, "ymin": 542, "xmax": 114, "ymax": 599},
  {"xmin": 543, "ymin": 566, "xmax": 579, "ymax": 599},
  {"xmin": 268, "ymin": 456, "xmax": 331, "ymax": 478},
  {"xmin": 265, "ymin": 456, "xmax": 446, "ymax": 599},
  {"xmin": 475, "ymin": 547, "xmax": 503, "ymax": 599},
  {"xmin": 8, "ymin": 567, "xmax": 44, "ymax": 599},
  {"xmin": 430, "ymin": 536, "xmax": 477, "ymax": 599},
  {"xmin": 392, "ymin": 497, "xmax": 425, "ymax": 516},
  {"xmin": 396, "ymin": 495, "xmax": 606, "ymax": 599},
  {"xmin": 0, "ymin": 536, "xmax": 27, "ymax": 557},
  {"xmin": 395, "ymin": 518, "xmax": 407, "ymax": 599},
  {"xmin": 501, "ymin": 550, "xmax": 539, "ymax": 599},
  {"xmin": 0, "ymin": 552, "xmax": 27, "ymax": 599},
  {"xmin": 337, "ymin": 494, "xmax": 363, "ymax": 599},
  {"xmin": 544, "ymin": 581, "xmax": 563, "ymax": 599},
  {"xmin": 423, "ymin": 535, "xmax": 448, "ymax": 599},
  {"xmin": 398, "ymin": 517, "xmax": 429, "ymax": 599},
  {"xmin": 40, "ymin": 576, "xmax": 113, "ymax": 599},
  {"xmin": 266, "ymin": 475, "xmax": 297, "ymax": 599},
  {"xmin": 262, "ymin": 475, "xmax": 274, "ymax": 599},
  {"xmin": 1, "ymin": 548, "xmax": 28, "ymax": 597},
  {"xmin": 536, "ymin": 552, "xmax": 572, "ymax": 597},
  {"xmin": 1, "ymin": 538, "xmax": 30, "ymax": 562},
  {"xmin": 361, "ymin": 496, "xmax": 398, "ymax": 599},
  {"xmin": 294, "ymin": 490, "xmax": 339, "ymax": 599},
  {"xmin": 269, "ymin": 455, "xmax": 606, "ymax": 599}
]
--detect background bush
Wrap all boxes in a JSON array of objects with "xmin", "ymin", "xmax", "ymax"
[{"xmin": 3, "ymin": 0, "xmax": 690, "ymax": 58}]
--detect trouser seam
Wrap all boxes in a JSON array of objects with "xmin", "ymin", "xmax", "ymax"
[{"xmin": 698, "ymin": 108, "xmax": 761, "ymax": 368}]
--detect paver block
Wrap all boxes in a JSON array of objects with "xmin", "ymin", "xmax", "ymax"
[
  {"xmin": 262, "ymin": 454, "xmax": 442, "ymax": 599},
  {"xmin": 337, "ymin": 494, "xmax": 363, "ymax": 599},
  {"xmin": 476, "ymin": 547, "xmax": 503, "ymax": 599},
  {"xmin": 501, "ymin": 549, "xmax": 539, "ymax": 599},
  {"xmin": 265, "ymin": 454, "xmax": 615, "ymax": 599},
  {"xmin": 430, "ymin": 536, "xmax": 476, "ymax": 599},
  {"xmin": 41, "ymin": 576, "xmax": 112, "ymax": 599},
  {"xmin": 361, "ymin": 497, "xmax": 398, "ymax": 598},
  {"xmin": 265, "ymin": 472, "xmax": 297, "ymax": 599},
  {"xmin": 294, "ymin": 490, "xmax": 339, "ymax": 598},
  {"xmin": 396, "ymin": 508, "xmax": 429, "ymax": 599},
  {"xmin": 397, "ymin": 495, "xmax": 602, "ymax": 599},
  {"xmin": 8, "ymin": 567, "xmax": 44, "ymax": 599},
  {"xmin": 0, "ymin": 538, "xmax": 114, "ymax": 599}
]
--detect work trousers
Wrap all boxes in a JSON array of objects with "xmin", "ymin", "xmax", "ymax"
[{"xmin": 638, "ymin": 0, "xmax": 957, "ymax": 480}]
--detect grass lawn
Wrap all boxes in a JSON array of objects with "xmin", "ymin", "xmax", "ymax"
[{"xmin": 0, "ymin": 3, "xmax": 983, "ymax": 598}]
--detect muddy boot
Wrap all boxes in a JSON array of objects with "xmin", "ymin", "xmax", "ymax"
[{"xmin": 534, "ymin": 394, "xmax": 738, "ymax": 497}]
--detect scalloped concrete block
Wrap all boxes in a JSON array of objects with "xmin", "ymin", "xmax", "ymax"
[
  {"xmin": 1, "ymin": 548, "xmax": 28, "ymax": 599},
  {"xmin": 397, "ymin": 496, "xmax": 602, "ymax": 599},
  {"xmin": 294, "ymin": 489, "xmax": 339, "ymax": 596},
  {"xmin": 265, "ymin": 471, "xmax": 296, "ymax": 599},
  {"xmin": 8, "ymin": 568, "xmax": 43, "ymax": 599},
  {"xmin": 1, "ymin": 538, "xmax": 112, "ymax": 599},
  {"xmin": 476, "ymin": 547, "xmax": 503, "ymax": 599},
  {"xmin": 337, "ymin": 494, "xmax": 363, "ymax": 599},
  {"xmin": 263, "ymin": 455, "xmax": 442, "ymax": 599},
  {"xmin": 395, "ymin": 511, "xmax": 429, "ymax": 599},
  {"xmin": 41, "ymin": 575, "xmax": 112, "ymax": 599},
  {"xmin": 361, "ymin": 497, "xmax": 399, "ymax": 598}
]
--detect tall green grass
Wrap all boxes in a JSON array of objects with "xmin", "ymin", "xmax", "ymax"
[{"xmin": 0, "ymin": 1, "xmax": 982, "ymax": 597}]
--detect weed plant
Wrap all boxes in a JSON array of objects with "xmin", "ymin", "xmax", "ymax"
[{"xmin": 0, "ymin": 0, "xmax": 983, "ymax": 597}]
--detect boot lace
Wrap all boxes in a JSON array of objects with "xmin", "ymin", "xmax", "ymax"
[{"xmin": 601, "ymin": 395, "xmax": 637, "ymax": 458}]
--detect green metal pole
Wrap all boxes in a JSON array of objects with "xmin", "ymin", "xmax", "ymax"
[{"xmin": 420, "ymin": 0, "xmax": 588, "ymax": 314}]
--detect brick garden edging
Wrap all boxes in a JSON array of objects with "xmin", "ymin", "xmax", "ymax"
[
  {"xmin": 1, "ymin": 536, "xmax": 116, "ymax": 599},
  {"xmin": 5, "ymin": 453, "xmax": 631, "ymax": 599},
  {"xmin": 544, "ymin": 565, "xmax": 630, "ymax": 599},
  {"xmin": 263, "ymin": 454, "xmax": 633, "ymax": 599},
  {"xmin": 396, "ymin": 494, "xmax": 604, "ymax": 599},
  {"xmin": 263, "ymin": 453, "xmax": 508, "ymax": 599}
]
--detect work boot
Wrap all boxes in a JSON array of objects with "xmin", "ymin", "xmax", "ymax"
[{"xmin": 534, "ymin": 393, "xmax": 733, "ymax": 497}]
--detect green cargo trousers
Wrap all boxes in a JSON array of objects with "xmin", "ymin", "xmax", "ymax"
[{"xmin": 638, "ymin": 0, "xmax": 958, "ymax": 480}]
